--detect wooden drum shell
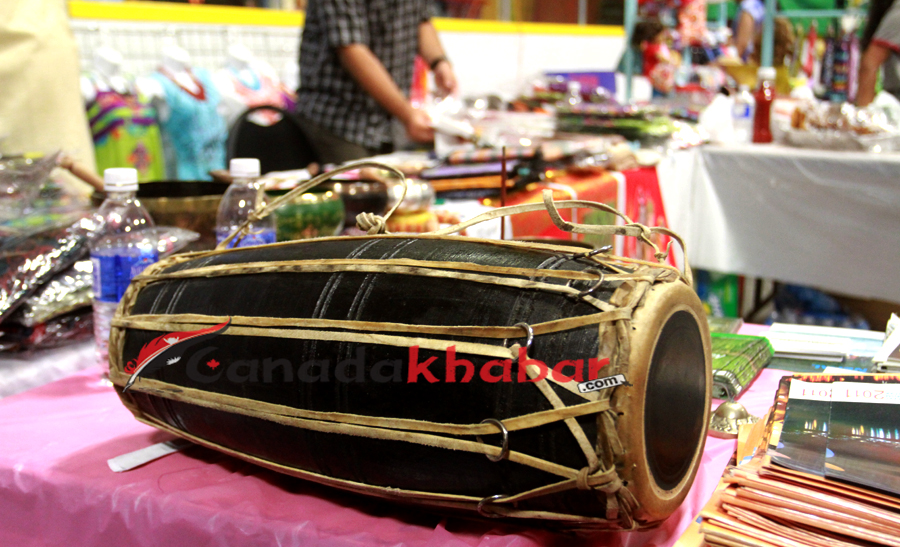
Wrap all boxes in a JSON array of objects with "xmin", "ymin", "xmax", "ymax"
[{"xmin": 109, "ymin": 235, "xmax": 711, "ymax": 531}]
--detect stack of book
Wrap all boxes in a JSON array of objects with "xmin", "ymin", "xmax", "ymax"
[
  {"xmin": 875, "ymin": 314, "xmax": 900, "ymax": 373},
  {"xmin": 763, "ymin": 323, "xmax": 884, "ymax": 373},
  {"xmin": 699, "ymin": 374, "xmax": 900, "ymax": 547}
]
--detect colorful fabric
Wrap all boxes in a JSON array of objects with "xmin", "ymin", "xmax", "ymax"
[
  {"xmin": 642, "ymin": 42, "xmax": 666, "ymax": 79},
  {"xmin": 151, "ymin": 68, "xmax": 226, "ymax": 181},
  {"xmin": 227, "ymin": 68, "xmax": 292, "ymax": 126},
  {"xmin": 445, "ymin": 146, "xmax": 536, "ymax": 165},
  {"xmin": 483, "ymin": 170, "xmax": 620, "ymax": 248},
  {"xmin": 678, "ymin": 0, "xmax": 707, "ymax": 47},
  {"xmin": 643, "ymin": 42, "xmax": 675, "ymax": 93},
  {"xmin": 87, "ymin": 90, "xmax": 166, "ymax": 182}
]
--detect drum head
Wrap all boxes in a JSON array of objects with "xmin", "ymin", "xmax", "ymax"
[{"xmin": 615, "ymin": 281, "xmax": 711, "ymax": 524}]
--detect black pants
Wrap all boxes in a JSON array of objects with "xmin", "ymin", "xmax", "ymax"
[{"xmin": 295, "ymin": 115, "xmax": 392, "ymax": 166}]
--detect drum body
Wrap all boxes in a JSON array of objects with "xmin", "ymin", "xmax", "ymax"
[{"xmin": 110, "ymin": 235, "xmax": 711, "ymax": 531}]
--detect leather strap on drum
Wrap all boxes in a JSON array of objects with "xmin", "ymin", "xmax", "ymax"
[
  {"xmin": 429, "ymin": 190, "xmax": 692, "ymax": 287},
  {"xmin": 109, "ymin": 191, "xmax": 694, "ymax": 528},
  {"xmin": 111, "ymin": 273, "xmax": 657, "ymax": 530}
]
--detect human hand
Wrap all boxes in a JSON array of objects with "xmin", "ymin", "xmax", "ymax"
[
  {"xmin": 433, "ymin": 60, "xmax": 458, "ymax": 97},
  {"xmin": 403, "ymin": 107, "xmax": 435, "ymax": 143}
]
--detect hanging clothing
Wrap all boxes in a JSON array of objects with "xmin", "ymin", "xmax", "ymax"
[
  {"xmin": 86, "ymin": 88, "xmax": 166, "ymax": 182},
  {"xmin": 150, "ymin": 67, "xmax": 226, "ymax": 181},
  {"xmin": 221, "ymin": 67, "xmax": 293, "ymax": 127}
]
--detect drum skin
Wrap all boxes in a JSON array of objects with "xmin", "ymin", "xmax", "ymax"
[{"xmin": 110, "ymin": 235, "xmax": 711, "ymax": 530}]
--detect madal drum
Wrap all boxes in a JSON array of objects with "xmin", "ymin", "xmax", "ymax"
[{"xmin": 108, "ymin": 195, "xmax": 711, "ymax": 531}]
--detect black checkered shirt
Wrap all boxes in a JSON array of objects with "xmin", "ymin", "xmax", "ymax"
[{"xmin": 297, "ymin": 0, "xmax": 432, "ymax": 150}]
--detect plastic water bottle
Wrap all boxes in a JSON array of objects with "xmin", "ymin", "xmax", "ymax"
[
  {"xmin": 215, "ymin": 158, "xmax": 276, "ymax": 248},
  {"xmin": 91, "ymin": 168, "xmax": 159, "ymax": 366},
  {"xmin": 732, "ymin": 85, "xmax": 755, "ymax": 144}
]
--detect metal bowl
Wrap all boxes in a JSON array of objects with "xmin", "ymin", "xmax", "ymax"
[
  {"xmin": 321, "ymin": 180, "xmax": 389, "ymax": 228},
  {"xmin": 268, "ymin": 188, "xmax": 344, "ymax": 241}
]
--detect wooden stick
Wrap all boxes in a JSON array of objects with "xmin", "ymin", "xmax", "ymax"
[
  {"xmin": 58, "ymin": 155, "xmax": 104, "ymax": 192},
  {"xmin": 500, "ymin": 146, "xmax": 507, "ymax": 240}
]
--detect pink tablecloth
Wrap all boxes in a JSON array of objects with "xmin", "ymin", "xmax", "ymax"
[{"xmin": 0, "ymin": 363, "xmax": 790, "ymax": 547}]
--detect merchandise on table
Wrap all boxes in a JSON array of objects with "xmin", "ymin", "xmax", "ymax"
[
  {"xmin": 215, "ymin": 159, "xmax": 276, "ymax": 249},
  {"xmin": 710, "ymin": 333, "xmax": 774, "ymax": 400},
  {"xmin": 0, "ymin": 308, "xmax": 93, "ymax": 353},
  {"xmin": 751, "ymin": 67, "xmax": 775, "ymax": 143},
  {"xmin": 384, "ymin": 209, "xmax": 439, "ymax": 233},
  {"xmin": 117, "ymin": 179, "xmax": 230, "ymax": 252},
  {"xmin": 13, "ymin": 259, "xmax": 92, "ymax": 328},
  {"xmin": 707, "ymin": 316, "xmax": 745, "ymax": 334},
  {"xmin": 108, "ymin": 170, "xmax": 711, "ymax": 531},
  {"xmin": 482, "ymin": 169, "xmax": 620, "ymax": 248},
  {"xmin": 0, "ymin": 154, "xmax": 61, "ymax": 220},
  {"xmin": 700, "ymin": 374, "xmax": 900, "ymax": 546},
  {"xmin": 91, "ymin": 168, "xmax": 158, "ymax": 367},
  {"xmin": 271, "ymin": 188, "xmax": 344, "ymax": 241},
  {"xmin": 0, "ymin": 214, "xmax": 90, "ymax": 324},
  {"xmin": 782, "ymin": 98, "xmax": 900, "ymax": 151}
]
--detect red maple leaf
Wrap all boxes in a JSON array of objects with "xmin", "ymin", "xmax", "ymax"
[{"xmin": 207, "ymin": 359, "xmax": 221, "ymax": 369}]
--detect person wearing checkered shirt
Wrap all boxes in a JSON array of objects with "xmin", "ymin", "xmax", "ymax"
[{"xmin": 296, "ymin": 0, "xmax": 458, "ymax": 164}]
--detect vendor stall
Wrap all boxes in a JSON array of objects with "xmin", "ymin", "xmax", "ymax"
[
  {"xmin": 657, "ymin": 143, "xmax": 900, "ymax": 304},
  {"xmin": 1, "ymin": 1, "xmax": 899, "ymax": 546}
]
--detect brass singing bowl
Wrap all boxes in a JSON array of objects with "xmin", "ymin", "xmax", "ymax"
[{"xmin": 709, "ymin": 400, "xmax": 759, "ymax": 439}]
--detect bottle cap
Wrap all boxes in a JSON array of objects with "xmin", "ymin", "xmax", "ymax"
[
  {"xmin": 103, "ymin": 168, "xmax": 138, "ymax": 192},
  {"xmin": 757, "ymin": 67, "xmax": 777, "ymax": 82},
  {"xmin": 230, "ymin": 158, "xmax": 261, "ymax": 178}
]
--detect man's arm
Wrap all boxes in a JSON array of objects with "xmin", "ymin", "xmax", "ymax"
[
  {"xmin": 734, "ymin": 11, "xmax": 756, "ymax": 60},
  {"xmin": 337, "ymin": 44, "xmax": 434, "ymax": 142},
  {"xmin": 857, "ymin": 43, "xmax": 891, "ymax": 106},
  {"xmin": 418, "ymin": 20, "xmax": 458, "ymax": 95}
]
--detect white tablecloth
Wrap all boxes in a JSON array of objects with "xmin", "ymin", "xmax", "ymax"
[
  {"xmin": 0, "ymin": 341, "xmax": 96, "ymax": 399},
  {"xmin": 657, "ymin": 144, "xmax": 900, "ymax": 303}
]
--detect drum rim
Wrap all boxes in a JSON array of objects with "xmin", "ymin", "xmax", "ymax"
[{"xmin": 613, "ymin": 282, "xmax": 711, "ymax": 523}]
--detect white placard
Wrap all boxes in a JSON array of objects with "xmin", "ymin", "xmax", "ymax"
[
  {"xmin": 830, "ymin": 382, "xmax": 900, "ymax": 405},
  {"xmin": 107, "ymin": 439, "xmax": 192, "ymax": 473},
  {"xmin": 788, "ymin": 380, "xmax": 833, "ymax": 402}
]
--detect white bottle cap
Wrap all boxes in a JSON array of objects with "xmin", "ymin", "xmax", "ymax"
[
  {"xmin": 103, "ymin": 168, "xmax": 138, "ymax": 192},
  {"xmin": 757, "ymin": 66, "xmax": 777, "ymax": 82},
  {"xmin": 230, "ymin": 158, "xmax": 261, "ymax": 178}
]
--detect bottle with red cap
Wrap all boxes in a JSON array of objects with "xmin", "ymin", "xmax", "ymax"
[{"xmin": 752, "ymin": 67, "xmax": 776, "ymax": 143}]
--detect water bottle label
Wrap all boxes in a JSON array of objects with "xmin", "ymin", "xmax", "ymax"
[
  {"xmin": 92, "ymin": 255, "xmax": 117, "ymax": 303},
  {"xmin": 734, "ymin": 105, "xmax": 751, "ymax": 119},
  {"xmin": 216, "ymin": 227, "xmax": 277, "ymax": 249},
  {"xmin": 91, "ymin": 249, "xmax": 158, "ymax": 303}
]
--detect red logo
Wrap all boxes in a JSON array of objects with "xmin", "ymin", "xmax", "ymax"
[{"xmin": 122, "ymin": 319, "xmax": 231, "ymax": 392}]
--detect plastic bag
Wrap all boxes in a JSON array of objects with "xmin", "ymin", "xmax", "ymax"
[
  {"xmin": 0, "ymin": 308, "xmax": 93, "ymax": 352},
  {"xmin": 12, "ymin": 260, "xmax": 92, "ymax": 328},
  {"xmin": 0, "ymin": 214, "xmax": 89, "ymax": 324}
]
